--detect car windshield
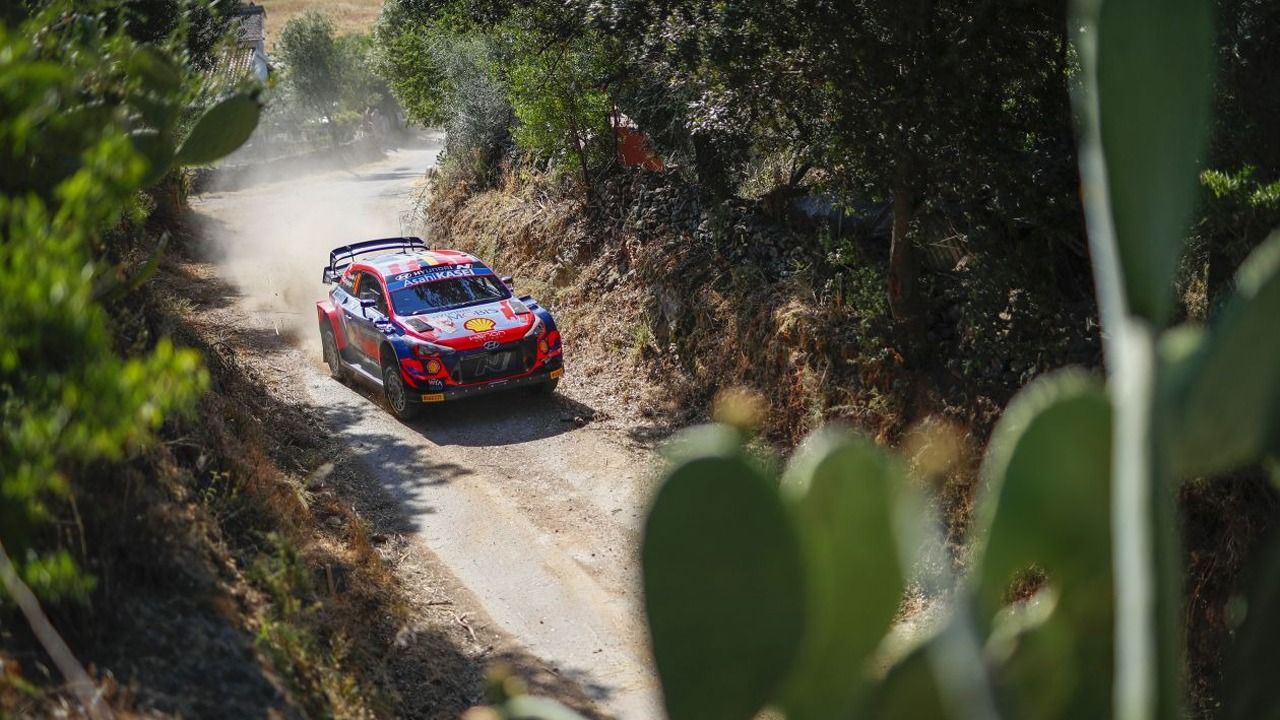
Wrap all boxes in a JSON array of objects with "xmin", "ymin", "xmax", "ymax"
[{"xmin": 391, "ymin": 275, "xmax": 509, "ymax": 315}]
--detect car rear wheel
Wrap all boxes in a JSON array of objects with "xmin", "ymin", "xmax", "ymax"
[
  {"xmin": 321, "ymin": 325, "xmax": 345, "ymax": 382},
  {"xmin": 382, "ymin": 362, "xmax": 421, "ymax": 421}
]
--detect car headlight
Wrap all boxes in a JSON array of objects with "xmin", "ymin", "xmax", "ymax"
[{"xmin": 412, "ymin": 340, "xmax": 455, "ymax": 358}]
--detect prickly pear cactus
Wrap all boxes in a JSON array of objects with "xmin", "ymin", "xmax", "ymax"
[
  {"xmin": 522, "ymin": 0, "xmax": 1280, "ymax": 717},
  {"xmin": 638, "ymin": 0, "xmax": 1280, "ymax": 701},
  {"xmin": 778, "ymin": 432, "xmax": 906, "ymax": 720},
  {"xmin": 642, "ymin": 430, "xmax": 805, "ymax": 720}
]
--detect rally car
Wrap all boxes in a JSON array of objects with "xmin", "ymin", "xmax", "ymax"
[{"xmin": 316, "ymin": 237, "xmax": 563, "ymax": 420}]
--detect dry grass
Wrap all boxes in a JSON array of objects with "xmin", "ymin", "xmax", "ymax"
[
  {"xmin": 257, "ymin": 0, "xmax": 384, "ymax": 44},
  {"xmin": 426, "ymin": 174, "xmax": 912, "ymax": 449},
  {"xmin": 0, "ymin": 244, "xmax": 484, "ymax": 718}
]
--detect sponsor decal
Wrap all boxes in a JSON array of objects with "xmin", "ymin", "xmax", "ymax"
[
  {"xmin": 470, "ymin": 329, "xmax": 508, "ymax": 342},
  {"xmin": 393, "ymin": 262, "xmax": 486, "ymax": 284},
  {"xmin": 443, "ymin": 306, "xmax": 500, "ymax": 321},
  {"xmin": 432, "ymin": 316, "xmax": 456, "ymax": 332},
  {"xmin": 464, "ymin": 317, "xmax": 496, "ymax": 333}
]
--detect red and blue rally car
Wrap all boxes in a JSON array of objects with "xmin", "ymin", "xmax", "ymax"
[{"xmin": 316, "ymin": 237, "xmax": 563, "ymax": 419}]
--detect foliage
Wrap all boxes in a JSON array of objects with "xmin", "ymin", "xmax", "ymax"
[
  {"xmin": 277, "ymin": 10, "xmax": 344, "ymax": 120},
  {"xmin": 2, "ymin": 3, "xmax": 248, "ymax": 200},
  {"xmin": 1209, "ymin": 0, "xmax": 1280, "ymax": 176},
  {"xmin": 501, "ymin": 11, "xmax": 614, "ymax": 184},
  {"xmin": 379, "ymin": 1, "xmax": 616, "ymax": 192},
  {"xmin": 3, "ymin": 0, "xmax": 237, "ymax": 70},
  {"xmin": 601, "ymin": 0, "xmax": 1078, "ymax": 325},
  {"xmin": 624, "ymin": 2, "xmax": 1280, "ymax": 720},
  {"xmin": 262, "ymin": 10, "xmax": 397, "ymax": 155},
  {"xmin": 384, "ymin": 0, "xmax": 1279, "ymax": 350},
  {"xmin": 374, "ymin": 2, "xmax": 452, "ymax": 126},
  {"xmin": 423, "ymin": 30, "xmax": 514, "ymax": 189},
  {"xmin": 383, "ymin": 0, "xmax": 1083, "ymax": 327},
  {"xmin": 1189, "ymin": 166, "xmax": 1280, "ymax": 308},
  {"xmin": 335, "ymin": 32, "xmax": 395, "ymax": 116},
  {"xmin": 0, "ymin": 5, "xmax": 258, "ymax": 604}
]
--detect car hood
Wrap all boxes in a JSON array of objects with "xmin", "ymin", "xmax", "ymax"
[{"xmin": 400, "ymin": 299, "xmax": 533, "ymax": 350}]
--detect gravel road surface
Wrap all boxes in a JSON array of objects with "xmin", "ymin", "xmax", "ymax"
[{"xmin": 192, "ymin": 135, "xmax": 663, "ymax": 719}]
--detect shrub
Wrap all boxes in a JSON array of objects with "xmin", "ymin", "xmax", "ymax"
[
  {"xmin": 503, "ymin": 18, "xmax": 613, "ymax": 184},
  {"xmin": 0, "ymin": 5, "xmax": 259, "ymax": 604}
]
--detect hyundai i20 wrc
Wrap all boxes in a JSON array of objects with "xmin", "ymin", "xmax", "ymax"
[{"xmin": 316, "ymin": 237, "xmax": 564, "ymax": 420}]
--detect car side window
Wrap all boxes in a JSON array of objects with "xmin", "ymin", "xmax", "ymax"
[
  {"xmin": 357, "ymin": 272, "xmax": 389, "ymax": 316},
  {"xmin": 339, "ymin": 270, "xmax": 356, "ymax": 294}
]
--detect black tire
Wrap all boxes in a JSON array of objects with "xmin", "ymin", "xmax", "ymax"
[
  {"xmin": 382, "ymin": 362, "xmax": 421, "ymax": 421},
  {"xmin": 535, "ymin": 378, "xmax": 560, "ymax": 396},
  {"xmin": 321, "ymin": 325, "xmax": 345, "ymax": 382}
]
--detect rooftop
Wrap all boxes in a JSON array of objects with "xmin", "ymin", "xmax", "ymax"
[{"xmin": 231, "ymin": 3, "xmax": 265, "ymax": 46}]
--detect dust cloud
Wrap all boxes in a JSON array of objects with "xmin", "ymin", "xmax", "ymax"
[{"xmin": 190, "ymin": 134, "xmax": 442, "ymax": 352}]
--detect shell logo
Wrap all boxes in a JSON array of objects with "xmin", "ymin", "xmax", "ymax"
[{"xmin": 463, "ymin": 317, "xmax": 496, "ymax": 333}]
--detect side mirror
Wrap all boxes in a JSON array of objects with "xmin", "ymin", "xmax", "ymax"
[{"xmin": 501, "ymin": 275, "xmax": 514, "ymax": 289}]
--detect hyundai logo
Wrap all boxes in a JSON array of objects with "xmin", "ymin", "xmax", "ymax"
[{"xmin": 483, "ymin": 340, "xmax": 500, "ymax": 350}]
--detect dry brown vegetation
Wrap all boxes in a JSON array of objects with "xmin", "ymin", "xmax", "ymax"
[
  {"xmin": 257, "ymin": 0, "xmax": 383, "ymax": 43},
  {"xmin": 2, "ymin": 226, "xmax": 482, "ymax": 718},
  {"xmin": 425, "ymin": 172, "xmax": 1001, "ymax": 450}
]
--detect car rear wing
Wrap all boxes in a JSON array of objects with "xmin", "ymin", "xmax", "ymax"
[{"xmin": 321, "ymin": 236, "xmax": 428, "ymax": 284}]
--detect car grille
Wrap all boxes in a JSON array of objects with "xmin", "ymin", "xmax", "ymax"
[{"xmin": 455, "ymin": 342, "xmax": 537, "ymax": 383}]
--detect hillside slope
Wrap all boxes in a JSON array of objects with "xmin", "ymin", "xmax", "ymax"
[{"xmin": 258, "ymin": 0, "xmax": 382, "ymax": 42}]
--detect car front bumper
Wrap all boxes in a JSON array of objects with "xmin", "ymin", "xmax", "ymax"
[{"xmin": 410, "ymin": 357, "xmax": 563, "ymax": 404}]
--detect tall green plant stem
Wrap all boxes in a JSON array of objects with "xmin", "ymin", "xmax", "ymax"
[
  {"xmin": 1073, "ymin": 12, "xmax": 1183, "ymax": 715},
  {"xmin": 1109, "ymin": 321, "xmax": 1181, "ymax": 719}
]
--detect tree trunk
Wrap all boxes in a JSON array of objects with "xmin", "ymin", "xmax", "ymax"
[{"xmin": 888, "ymin": 182, "xmax": 920, "ymax": 331}]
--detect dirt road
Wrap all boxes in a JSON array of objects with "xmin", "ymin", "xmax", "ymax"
[{"xmin": 191, "ymin": 136, "xmax": 664, "ymax": 719}]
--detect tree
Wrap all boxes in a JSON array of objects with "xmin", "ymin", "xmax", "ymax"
[
  {"xmin": 503, "ymin": 10, "xmax": 615, "ymax": 197},
  {"xmin": 335, "ymin": 32, "xmax": 397, "ymax": 120},
  {"xmin": 375, "ymin": 0, "xmax": 527, "ymax": 126},
  {"xmin": 277, "ymin": 10, "xmax": 343, "ymax": 121},
  {"xmin": 606, "ymin": 0, "xmax": 1074, "ymax": 338}
]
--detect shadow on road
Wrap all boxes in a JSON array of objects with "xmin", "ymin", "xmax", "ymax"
[
  {"xmin": 162, "ymin": 253, "xmax": 617, "ymax": 718},
  {"xmin": 407, "ymin": 390, "xmax": 601, "ymax": 447}
]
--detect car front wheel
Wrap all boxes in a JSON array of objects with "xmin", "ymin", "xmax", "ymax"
[
  {"xmin": 533, "ymin": 377, "xmax": 559, "ymax": 396},
  {"xmin": 382, "ymin": 362, "xmax": 421, "ymax": 421}
]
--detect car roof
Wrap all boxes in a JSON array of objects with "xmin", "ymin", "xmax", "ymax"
[{"xmin": 359, "ymin": 249, "xmax": 484, "ymax": 277}]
